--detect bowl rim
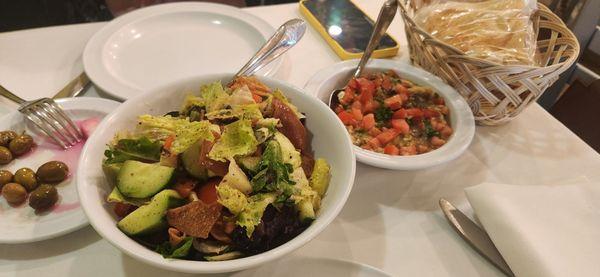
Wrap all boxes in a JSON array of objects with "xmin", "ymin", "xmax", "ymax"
[
  {"xmin": 77, "ymin": 73, "xmax": 356, "ymax": 273},
  {"xmin": 304, "ymin": 59, "xmax": 475, "ymax": 170}
]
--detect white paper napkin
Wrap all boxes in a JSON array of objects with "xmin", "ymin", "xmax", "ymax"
[{"xmin": 465, "ymin": 182, "xmax": 600, "ymax": 277}]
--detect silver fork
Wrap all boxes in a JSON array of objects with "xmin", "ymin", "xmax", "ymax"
[{"xmin": 0, "ymin": 85, "xmax": 84, "ymax": 149}]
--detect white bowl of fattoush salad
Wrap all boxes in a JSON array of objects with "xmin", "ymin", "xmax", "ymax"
[{"xmin": 77, "ymin": 74, "xmax": 356, "ymax": 273}]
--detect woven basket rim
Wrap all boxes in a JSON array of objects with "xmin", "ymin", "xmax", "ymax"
[{"xmin": 397, "ymin": 1, "xmax": 580, "ymax": 70}]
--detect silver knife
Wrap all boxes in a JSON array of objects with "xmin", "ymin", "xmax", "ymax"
[
  {"xmin": 51, "ymin": 72, "xmax": 91, "ymax": 99},
  {"xmin": 439, "ymin": 198, "xmax": 515, "ymax": 277}
]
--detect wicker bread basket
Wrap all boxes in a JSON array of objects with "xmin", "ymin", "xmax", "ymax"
[{"xmin": 398, "ymin": 0, "xmax": 580, "ymax": 125}]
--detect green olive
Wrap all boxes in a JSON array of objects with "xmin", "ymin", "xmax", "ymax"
[
  {"xmin": 14, "ymin": 168, "xmax": 38, "ymax": 192},
  {"xmin": 0, "ymin": 146, "xmax": 13, "ymax": 165},
  {"xmin": 0, "ymin": 131, "xmax": 16, "ymax": 146},
  {"xmin": 0, "ymin": 170, "xmax": 13, "ymax": 188},
  {"xmin": 1, "ymin": 183, "xmax": 27, "ymax": 204},
  {"xmin": 37, "ymin": 161, "xmax": 69, "ymax": 183},
  {"xmin": 29, "ymin": 184, "xmax": 58, "ymax": 211},
  {"xmin": 9, "ymin": 134, "xmax": 34, "ymax": 156}
]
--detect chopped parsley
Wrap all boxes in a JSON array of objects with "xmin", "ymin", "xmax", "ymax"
[
  {"xmin": 374, "ymin": 106, "xmax": 393, "ymax": 123},
  {"xmin": 424, "ymin": 120, "xmax": 440, "ymax": 138}
]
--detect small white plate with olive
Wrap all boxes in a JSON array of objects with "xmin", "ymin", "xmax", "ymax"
[{"xmin": 0, "ymin": 97, "xmax": 120, "ymax": 244}]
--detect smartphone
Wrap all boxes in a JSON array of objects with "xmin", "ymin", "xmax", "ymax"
[{"xmin": 299, "ymin": 0, "xmax": 399, "ymax": 60}]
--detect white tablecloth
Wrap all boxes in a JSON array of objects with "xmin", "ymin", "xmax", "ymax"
[{"xmin": 1, "ymin": 1, "xmax": 599, "ymax": 276}]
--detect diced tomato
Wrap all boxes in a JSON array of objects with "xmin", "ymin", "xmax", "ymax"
[
  {"xmin": 383, "ymin": 144, "xmax": 400, "ymax": 155},
  {"xmin": 351, "ymin": 100, "xmax": 362, "ymax": 111},
  {"xmin": 440, "ymin": 126, "xmax": 453, "ymax": 137},
  {"xmin": 348, "ymin": 78, "xmax": 359, "ymax": 90},
  {"xmin": 337, "ymin": 110, "xmax": 357, "ymax": 125},
  {"xmin": 417, "ymin": 144, "xmax": 430, "ymax": 153},
  {"xmin": 351, "ymin": 108, "xmax": 363, "ymax": 121},
  {"xmin": 376, "ymin": 129, "xmax": 399, "ymax": 145},
  {"xmin": 405, "ymin": 108, "xmax": 424, "ymax": 118},
  {"xmin": 340, "ymin": 87, "xmax": 356, "ymax": 104},
  {"xmin": 430, "ymin": 136, "xmax": 446, "ymax": 147},
  {"xmin": 384, "ymin": 95, "xmax": 403, "ymax": 110},
  {"xmin": 173, "ymin": 179, "xmax": 196, "ymax": 198},
  {"xmin": 393, "ymin": 109, "xmax": 408, "ymax": 119},
  {"xmin": 367, "ymin": 137, "xmax": 381, "ymax": 148},
  {"xmin": 357, "ymin": 78, "xmax": 375, "ymax": 103},
  {"xmin": 196, "ymin": 178, "xmax": 221, "ymax": 205},
  {"xmin": 114, "ymin": 202, "xmax": 136, "ymax": 218},
  {"xmin": 433, "ymin": 97, "xmax": 445, "ymax": 105},
  {"xmin": 252, "ymin": 93, "xmax": 263, "ymax": 103},
  {"xmin": 368, "ymin": 127, "xmax": 382, "ymax": 136},
  {"xmin": 423, "ymin": 109, "xmax": 440, "ymax": 118},
  {"xmin": 362, "ymin": 113, "xmax": 375, "ymax": 130},
  {"xmin": 163, "ymin": 135, "xmax": 175, "ymax": 151},
  {"xmin": 373, "ymin": 77, "xmax": 383, "ymax": 88},
  {"xmin": 398, "ymin": 92, "xmax": 409, "ymax": 102},
  {"xmin": 391, "ymin": 119, "xmax": 410, "ymax": 134},
  {"xmin": 382, "ymin": 76, "xmax": 392, "ymax": 90},
  {"xmin": 400, "ymin": 145, "xmax": 417, "ymax": 155},
  {"xmin": 395, "ymin": 84, "xmax": 408, "ymax": 95},
  {"xmin": 363, "ymin": 100, "xmax": 379, "ymax": 113}
]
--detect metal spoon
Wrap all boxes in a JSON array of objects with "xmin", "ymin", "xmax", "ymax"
[
  {"xmin": 328, "ymin": 0, "xmax": 398, "ymax": 109},
  {"xmin": 234, "ymin": 18, "xmax": 306, "ymax": 78}
]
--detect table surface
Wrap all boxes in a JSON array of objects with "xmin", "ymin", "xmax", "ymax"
[{"xmin": 1, "ymin": 1, "xmax": 599, "ymax": 276}]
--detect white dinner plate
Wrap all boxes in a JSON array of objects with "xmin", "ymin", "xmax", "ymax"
[
  {"xmin": 83, "ymin": 2, "xmax": 282, "ymax": 100},
  {"xmin": 0, "ymin": 97, "xmax": 120, "ymax": 243},
  {"xmin": 232, "ymin": 257, "xmax": 392, "ymax": 277}
]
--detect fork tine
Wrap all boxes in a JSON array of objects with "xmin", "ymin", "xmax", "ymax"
[
  {"xmin": 46, "ymin": 100, "xmax": 84, "ymax": 139},
  {"xmin": 28, "ymin": 106, "xmax": 75, "ymax": 147},
  {"xmin": 39, "ymin": 102, "xmax": 80, "ymax": 144},
  {"xmin": 22, "ymin": 109, "xmax": 69, "ymax": 149}
]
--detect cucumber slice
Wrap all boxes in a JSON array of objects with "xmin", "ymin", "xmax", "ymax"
[
  {"xmin": 117, "ymin": 160, "xmax": 174, "ymax": 198},
  {"xmin": 117, "ymin": 189, "xmax": 184, "ymax": 236}
]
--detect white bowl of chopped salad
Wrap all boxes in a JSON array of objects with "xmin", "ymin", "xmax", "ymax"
[
  {"xmin": 77, "ymin": 74, "xmax": 356, "ymax": 273},
  {"xmin": 305, "ymin": 59, "xmax": 475, "ymax": 170}
]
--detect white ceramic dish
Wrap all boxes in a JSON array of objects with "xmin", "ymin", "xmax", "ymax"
[
  {"xmin": 77, "ymin": 74, "xmax": 356, "ymax": 273},
  {"xmin": 232, "ymin": 257, "xmax": 392, "ymax": 277},
  {"xmin": 0, "ymin": 97, "xmax": 120, "ymax": 243},
  {"xmin": 304, "ymin": 59, "xmax": 475, "ymax": 170},
  {"xmin": 83, "ymin": 2, "xmax": 282, "ymax": 100}
]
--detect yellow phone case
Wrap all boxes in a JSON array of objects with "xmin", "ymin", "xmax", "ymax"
[{"xmin": 299, "ymin": 0, "xmax": 399, "ymax": 60}]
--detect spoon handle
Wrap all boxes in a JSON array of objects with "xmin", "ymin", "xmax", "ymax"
[
  {"xmin": 235, "ymin": 19, "xmax": 307, "ymax": 78},
  {"xmin": 353, "ymin": 0, "xmax": 398, "ymax": 78}
]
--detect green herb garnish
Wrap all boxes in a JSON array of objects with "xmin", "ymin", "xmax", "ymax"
[
  {"xmin": 424, "ymin": 120, "xmax": 440, "ymax": 138},
  {"xmin": 250, "ymin": 140, "xmax": 295, "ymax": 198},
  {"xmin": 104, "ymin": 137, "xmax": 162, "ymax": 164},
  {"xmin": 374, "ymin": 106, "xmax": 393, "ymax": 123},
  {"xmin": 155, "ymin": 237, "xmax": 193, "ymax": 259}
]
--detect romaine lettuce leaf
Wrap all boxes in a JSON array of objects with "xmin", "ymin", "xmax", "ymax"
[
  {"xmin": 208, "ymin": 119, "xmax": 258, "ymax": 162},
  {"xmin": 205, "ymin": 104, "xmax": 263, "ymax": 121},
  {"xmin": 201, "ymin": 82, "xmax": 230, "ymax": 112},
  {"xmin": 229, "ymin": 85, "xmax": 255, "ymax": 106},
  {"xmin": 236, "ymin": 193, "xmax": 276, "ymax": 237},
  {"xmin": 180, "ymin": 94, "xmax": 205, "ymax": 116},
  {"xmin": 216, "ymin": 184, "xmax": 248, "ymax": 215},
  {"xmin": 104, "ymin": 137, "xmax": 162, "ymax": 164},
  {"xmin": 233, "ymin": 104, "xmax": 263, "ymax": 120},
  {"xmin": 137, "ymin": 115, "xmax": 217, "ymax": 154}
]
